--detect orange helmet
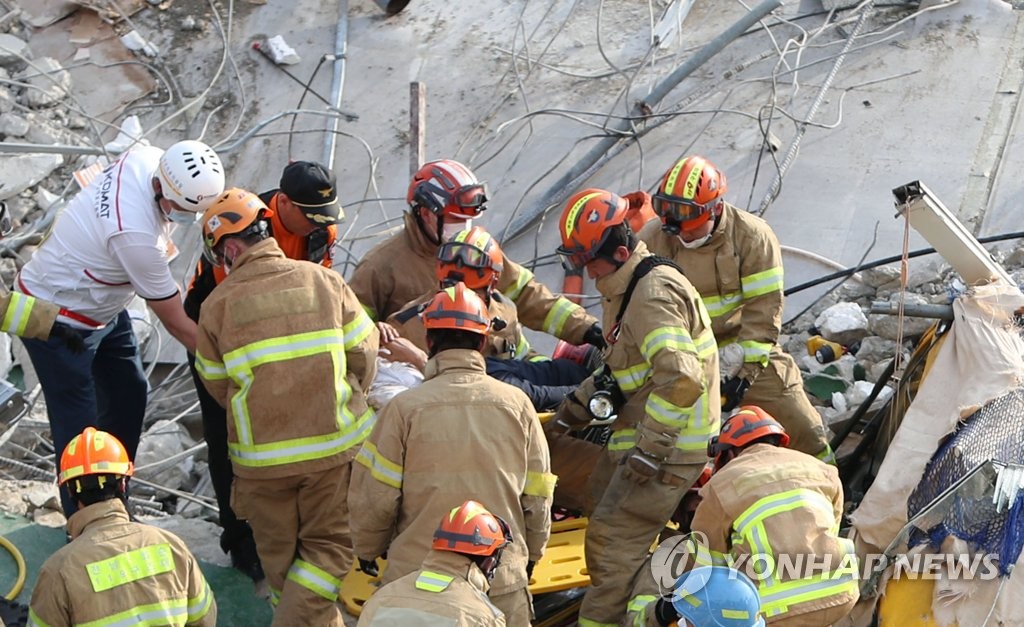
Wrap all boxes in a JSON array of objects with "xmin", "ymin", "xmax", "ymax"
[
  {"xmin": 653, "ymin": 156, "xmax": 727, "ymax": 233},
  {"xmin": 708, "ymin": 405, "xmax": 789, "ymax": 467},
  {"xmin": 421, "ymin": 282, "xmax": 491, "ymax": 336},
  {"xmin": 201, "ymin": 188, "xmax": 271, "ymax": 264},
  {"xmin": 408, "ymin": 159, "xmax": 489, "ymax": 219},
  {"xmin": 432, "ymin": 500, "xmax": 512, "ymax": 557},
  {"xmin": 556, "ymin": 188, "xmax": 628, "ymax": 271},
  {"xmin": 59, "ymin": 427, "xmax": 134, "ymax": 486},
  {"xmin": 436, "ymin": 227, "xmax": 504, "ymax": 290}
]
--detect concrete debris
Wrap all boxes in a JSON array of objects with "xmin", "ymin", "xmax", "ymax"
[
  {"xmin": 856, "ymin": 336, "xmax": 900, "ymax": 364},
  {"xmin": 20, "ymin": 57, "xmax": 72, "ymax": 108},
  {"xmin": 23, "ymin": 484, "xmax": 60, "ymax": 511},
  {"xmin": 32, "ymin": 508, "xmax": 67, "ymax": 528},
  {"xmin": 0, "ymin": 33, "xmax": 29, "ymax": 70},
  {"xmin": 104, "ymin": 115, "xmax": 147, "ymax": 154},
  {"xmin": 119, "ymin": 31, "xmax": 160, "ymax": 57},
  {"xmin": 0, "ymin": 112, "xmax": 30, "ymax": 137},
  {"xmin": 133, "ymin": 419, "xmax": 198, "ymax": 494},
  {"xmin": 146, "ymin": 516, "xmax": 232, "ymax": 567},
  {"xmin": 0, "ymin": 152, "xmax": 63, "ymax": 201},
  {"xmin": 262, "ymin": 35, "xmax": 302, "ymax": 65},
  {"xmin": 815, "ymin": 301, "xmax": 870, "ymax": 346}
]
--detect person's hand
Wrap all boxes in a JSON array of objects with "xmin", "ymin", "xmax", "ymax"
[
  {"xmin": 620, "ymin": 448, "xmax": 661, "ymax": 485},
  {"xmin": 544, "ymin": 393, "xmax": 588, "ymax": 438},
  {"xmin": 622, "ymin": 191, "xmax": 652, "ymax": 213},
  {"xmin": 721, "ymin": 377, "xmax": 752, "ymax": 412},
  {"xmin": 377, "ymin": 321, "xmax": 401, "ymax": 345},
  {"xmin": 582, "ymin": 324, "xmax": 606, "ymax": 350},
  {"xmin": 526, "ymin": 560, "xmax": 536, "ymax": 581},
  {"xmin": 380, "ymin": 337, "xmax": 428, "ymax": 370},
  {"xmin": 358, "ymin": 558, "xmax": 380, "ymax": 578},
  {"xmin": 50, "ymin": 324, "xmax": 86, "ymax": 354}
]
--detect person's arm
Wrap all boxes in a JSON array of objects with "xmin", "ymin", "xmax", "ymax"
[
  {"xmin": 194, "ymin": 309, "xmax": 228, "ymax": 408},
  {"xmin": 28, "ymin": 561, "xmax": 72, "ymax": 627},
  {"xmin": 0, "ymin": 289, "xmax": 59, "ymax": 340},
  {"xmin": 338, "ymin": 278, "xmax": 379, "ymax": 393},
  {"xmin": 348, "ymin": 256, "xmax": 392, "ymax": 322},
  {"xmin": 148, "ymin": 293, "xmax": 197, "ymax": 353},
  {"xmin": 497, "ymin": 256, "xmax": 599, "ymax": 345},
  {"xmin": 687, "ymin": 487, "xmax": 732, "ymax": 568},
  {"xmin": 184, "ymin": 551, "xmax": 217, "ymax": 626},
  {"xmin": 521, "ymin": 401, "xmax": 555, "ymax": 562},
  {"xmin": 736, "ymin": 217, "xmax": 784, "ymax": 379},
  {"xmin": 349, "ymin": 402, "xmax": 406, "ymax": 561}
]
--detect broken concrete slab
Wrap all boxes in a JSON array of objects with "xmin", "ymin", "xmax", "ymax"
[
  {"xmin": 22, "ymin": 485, "xmax": 60, "ymax": 511},
  {"xmin": 18, "ymin": 0, "xmax": 78, "ymax": 28},
  {"xmin": 20, "ymin": 57, "xmax": 71, "ymax": 108},
  {"xmin": 0, "ymin": 34, "xmax": 29, "ymax": 69},
  {"xmin": 0, "ymin": 151, "xmax": 63, "ymax": 201},
  {"xmin": 815, "ymin": 301, "xmax": 870, "ymax": 346},
  {"xmin": 133, "ymin": 420, "xmax": 197, "ymax": 493},
  {"xmin": 0, "ymin": 112, "xmax": 29, "ymax": 138}
]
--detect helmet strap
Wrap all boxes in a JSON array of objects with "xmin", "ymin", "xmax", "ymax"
[{"xmin": 412, "ymin": 206, "xmax": 441, "ymax": 246}]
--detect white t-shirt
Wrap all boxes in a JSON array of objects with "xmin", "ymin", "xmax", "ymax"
[{"xmin": 18, "ymin": 146, "xmax": 180, "ymax": 327}]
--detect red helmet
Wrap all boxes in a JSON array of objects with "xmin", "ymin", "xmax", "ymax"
[
  {"xmin": 432, "ymin": 500, "xmax": 512, "ymax": 557},
  {"xmin": 556, "ymin": 188, "xmax": 628, "ymax": 271},
  {"xmin": 436, "ymin": 227, "xmax": 504, "ymax": 290},
  {"xmin": 653, "ymin": 156, "xmax": 727, "ymax": 233},
  {"xmin": 59, "ymin": 427, "xmax": 134, "ymax": 486},
  {"xmin": 408, "ymin": 159, "xmax": 489, "ymax": 219},
  {"xmin": 421, "ymin": 282, "xmax": 491, "ymax": 336},
  {"xmin": 708, "ymin": 405, "xmax": 789, "ymax": 468}
]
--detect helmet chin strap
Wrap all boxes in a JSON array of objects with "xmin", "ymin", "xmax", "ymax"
[{"xmin": 413, "ymin": 208, "xmax": 442, "ymax": 246}]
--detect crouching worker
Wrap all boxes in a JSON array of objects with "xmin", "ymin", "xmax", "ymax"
[
  {"xmin": 358, "ymin": 500, "xmax": 511, "ymax": 626},
  {"xmin": 28, "ymin": 427, "xmax": 216, "ymax": 627},
  {"xmin": 627, "ymin": 564, "xmax": 764, "ymax": 627}
]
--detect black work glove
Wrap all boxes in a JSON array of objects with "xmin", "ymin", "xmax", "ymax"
[
  {"xmin": 654, "ymin": 597, "xmax": 680, "ymax": 627},
  {"xmin": 721, "ymin": 377, "xmax": 752, "ymax": 412},
  {"xmin": 358, "ymin": 558, "xmax": 380, "ymax": 578},
  {"xmin": 50, "ymin": 324, "xmax": 86, "ymax": 354},
  {"xmin": 526, "ymin": 560, "xmax": 536, "ymax": 580},
  {"xmin": 582, "ymin": 324, "xmax": 607, "ymax": 350}
]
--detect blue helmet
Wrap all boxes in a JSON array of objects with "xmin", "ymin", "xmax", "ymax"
[{"xmin": 672, "ymin": 566, "xmax": 764, "ymax": 627}]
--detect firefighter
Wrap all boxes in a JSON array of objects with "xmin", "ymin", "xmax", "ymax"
[
  {"xmin": 549, "ymin": 188, "xmax": 720, "ymax": 626},
  {"xmin": 347, "ymin": 159, "xmax": 604, "ymax": 351},
  {"xmin": 182, "ymin": 161, "xmax": 344, "ymax": 582},
  {"xmin": 350, "ymin": 282, "xmax": 553, "ymax": 626},
  {"xmin": 16, "ymin": 140, "xmax": 224, "ymax": 516},
  {"xmin": 634, "ymin": 155, "xmax": 832, "ymax": 461},
  {"xmin": 194, "ymin": 189, "xmax": 377, "ymax": 627},
  {"xmin": 626, "ymin": 564, "xmax": 764, "ymax": 627},
  {"xmin": 689, "ymin": 406, "xmax": 858, "ymax": 625},
  {"xmin": 28, "ymin": 427, "xmax": 216, "ymax": 627},
  {"xmin": 357, "ymin": 501, "xmax": 512, "ymax": 626}
]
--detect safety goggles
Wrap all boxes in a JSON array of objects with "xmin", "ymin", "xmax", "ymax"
[
  {"xmin": 556, "ymin": 245, "xmax": 596, "ymax": 272},
  {"xmin": 438, "ymin": 241, "xmax": 492, "ymax": 270},
  {"xmin": 651, "ymin": 193, "xmax": 718, "ymax": 226},
  {"xmin": 417, "ymin": 181, "xmax": 489, "ymax": 217}
]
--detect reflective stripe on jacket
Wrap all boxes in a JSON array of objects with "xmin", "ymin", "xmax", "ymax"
[
  {"xmin": 196, "ymin": 238, "xmax": 378, "ymax": 479},
  {"xmin": 639, "ymin": 204, "xmax": 784, "ymax": 366},
  {"xmin": 27, "ymin": 500, "xmax": 216, "ymax": 627},
  {"xmin": 689, "ymin": 443, "xmax": 859, "ymax": 620},
  {"xmin": 349, "ymin": 348, "xmax": 553, "ymax": 596},
  {"xmin": 0, "ymin": 290, "xmax": 58, "ymax": 340},
  {"xmin": 592, "ymin": 242, "xmax": 720, "ymax": 464}
]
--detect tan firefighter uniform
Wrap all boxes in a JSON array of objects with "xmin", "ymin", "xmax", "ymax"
[
  {"xmin": 0, "ymin": 290, "xmax": 58, "ymax": 340},
  {"xmin": 388, "ymin": 291, "xmax": 536, "ymax": 360},
  {"xmin": 349, "ymin": 349, "xmax": 554, "ymax": 626},
  {"xmin": 357, "ymin": 549, "xmax": 505, "ymax": 626},
  {"xmin": 689, "ymin": 443, "xmax": 858, "ymax": 625},
  {"xmin": 567, "ymin": 241, "xmax": 720, "ymax": 626},
  {"xmin": 638, "ymin": 205, "xmax": 831, "ymax": 459},
  {"xmin": 27, "ymin": 499, "xmax": 216, "ymax": 627},
  {"xmin": 349, "ymin": 214, "xmax": 597, "ymax": 343},
  {"xmin": 195, "ymin": 238, "xmax": 378, "ymax": 627}
]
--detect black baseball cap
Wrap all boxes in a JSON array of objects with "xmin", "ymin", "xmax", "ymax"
[{"xmin": 279, "ymin": 161, "xmax": 344, "ymax": 225}]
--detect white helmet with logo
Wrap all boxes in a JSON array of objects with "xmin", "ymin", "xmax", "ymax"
[{"xmin": 156, "ymin": 140, "xmax": 225, "ymax": 213}]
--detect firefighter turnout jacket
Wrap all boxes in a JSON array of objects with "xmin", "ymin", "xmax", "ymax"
[
  {"xmin": 28, "ymin": 499, "xmax": 216, "ymax": 627},
  {"xmin": 195, "ymin": 238, "xmax": 378, "ymax": 478},
  {"xmin": 349, "ymin": 348, "xmax": 554, "ymax": 597},
  {"xmin": 689, "ymin": 443, "xmax": 858, "ymax": 623},
  {"xmin": 357, "ymin": 550, "xmax": 505, "ymax": 626},
  {"xmin": 0, "ymin": 290, "xmax": 58, "ymax": 340},
  {"xmin": 638, "ymin": 203, "xmax": 782, "ymax": 368},
  {"xmin": 348, "ymin": 213, "xmax": 596, "ymax": 344}
]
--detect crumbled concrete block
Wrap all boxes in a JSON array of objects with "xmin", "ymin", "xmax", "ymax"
[
  {"xmin": 855, "ymin": 336, "xmax": 898, "ymax": 364},
  {"xmin": 0, "ymin": 151, "xmax": 63, "ymax": 200},
  {"xmin": 0, "ymin": 87, "xmax": 15, "ymax": 113},
  {"xmin": 33, "ymin": 508, "xmax": 67, "ymax": 528},
  {"xmin": 23, "ymin": 484, "xmax": 60, "ymax": 511},
  {"xmin": 134, "ymin": 420, "xmax": 197, "ymax": 493},
  {"xmin": 0, "ymin": 34, "xmax": 28, "ymax": 70},
  {"xmin": 814, "ymin": 302, "xmax": 870, "ymax": 346},
  {"xmin": 20, "ymin": 57, "xmax": 72, "ymax": 108},
  {"xmin": 24, "ymin": 121, "xmax": 62, "ymax": 145},
  {"xmin": 0, "ymin": 258, "xmax": 16, "ymax": 290},
  {"xmin": 0, "ymin": 112, "xmax": 28, "ymax": 137},
  {"xmin": 862, "ymin": 265, "xmax": 901, "ymax": 288}
]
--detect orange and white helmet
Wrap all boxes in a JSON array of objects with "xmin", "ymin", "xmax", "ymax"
[
  {"xmin": 436, "ymin": 227, "xmax": 504, "ymax": 291},
  {"xmin": 707, "ymin": 405, "xmax": 789, "ymax": 469},
  {"xmin": 556, "ymin": 188, "xmax": 628, "ymax": 271},
  {"xmin": 653, "ymin": 155, "xmax": 727, "ymax": 233},
  {"xmin": 421, "ymin": 282, "xmax": 491, "ymax": 336},
  {"xmin": 432, "ymin": 500, "xmax": 512, "ymax": 557},
  {"xmin": 201, "ymin": 188, "xmax": 271, "ymax": 265},
  {"xmin": 408, "ymin": 159, "xmax": 489, "ymax": 219},
  {"xmin": 59, "ymin": 427, "xmax": 134, "ymax": 487}
]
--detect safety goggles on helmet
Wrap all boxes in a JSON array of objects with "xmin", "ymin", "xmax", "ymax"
[
  {"xmin": 556, "ymin": 229, "xmax": 612, "ymax": 272},
  {"xmin": 652, "ymin": 194, "xmax": 719, "ymax": 231},
  {"xmin": 416, "ymin": 181, "xmax": 489, "ymax": 217},
  {"xmin": 438, "ymin": 241, "xmax": 493, "ymax": 270}
]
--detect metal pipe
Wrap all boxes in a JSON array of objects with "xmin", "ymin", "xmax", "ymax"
[
  {"xmin": 869, "ymin": 301, "xmax": 954, "ymax": 320},
  {"xmin": 0, "ymin": 142, "xmax": 104, "ymax": 156},
  {"xmin": 322, "ymin": 0, "xmax": 350, "ymax": 170},
  {"xmin": 501, "ymin": 0, "xmax": 782, "ymax": 242}
]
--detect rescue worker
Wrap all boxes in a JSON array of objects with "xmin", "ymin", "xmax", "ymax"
[
  {"xmin": 635, "ymin": 155, "xmax": 832, "ymax": 460},
  {"xmin": 549, "ymin": 188, "xmax": 719, "ymax": 626},
  {"xmin": 194, "ymin": 189, "xmax": 377, "ymax": 627},
  {"xmin": 28, "ymin": 427, "xmax": 216, "ymax": 627},
  {"xmin": 16, "ymin": 140, "xmax": 225, "ymax": 516},
  {"xmin": 348, "ymin": 159, "xmax": 604, "ymax": 351},
  {"xmin": 182, "ymin": 160, "xmax": 344, "ymax": 582},
  {"xmin": 350, "ymin": 282, "xmax": 553, "ymax": 626},
  {"xmin": 357, "ymin": 500, "xmax": 511, "ymax": 626},
  {"xmin": 690, "ymin": 406, "xmax": 858, "ymax": 625},
  {"xmin": 626, "ymin": 564, "xmax": 764, "ymax": 627}
]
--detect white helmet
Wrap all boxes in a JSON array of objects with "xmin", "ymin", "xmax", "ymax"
[{"xmin": 156, "ymin": 140, "xmax": 225, "ymax": 213}]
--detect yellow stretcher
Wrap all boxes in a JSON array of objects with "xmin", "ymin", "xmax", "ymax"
[{"xmin": 340, "ymin": 517, "xmax": 591, "ymax": 616}]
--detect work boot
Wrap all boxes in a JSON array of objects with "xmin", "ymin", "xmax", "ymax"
[{"xmin": 220, "ymin": 522, "xmax": 264, "ymax": 583}]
